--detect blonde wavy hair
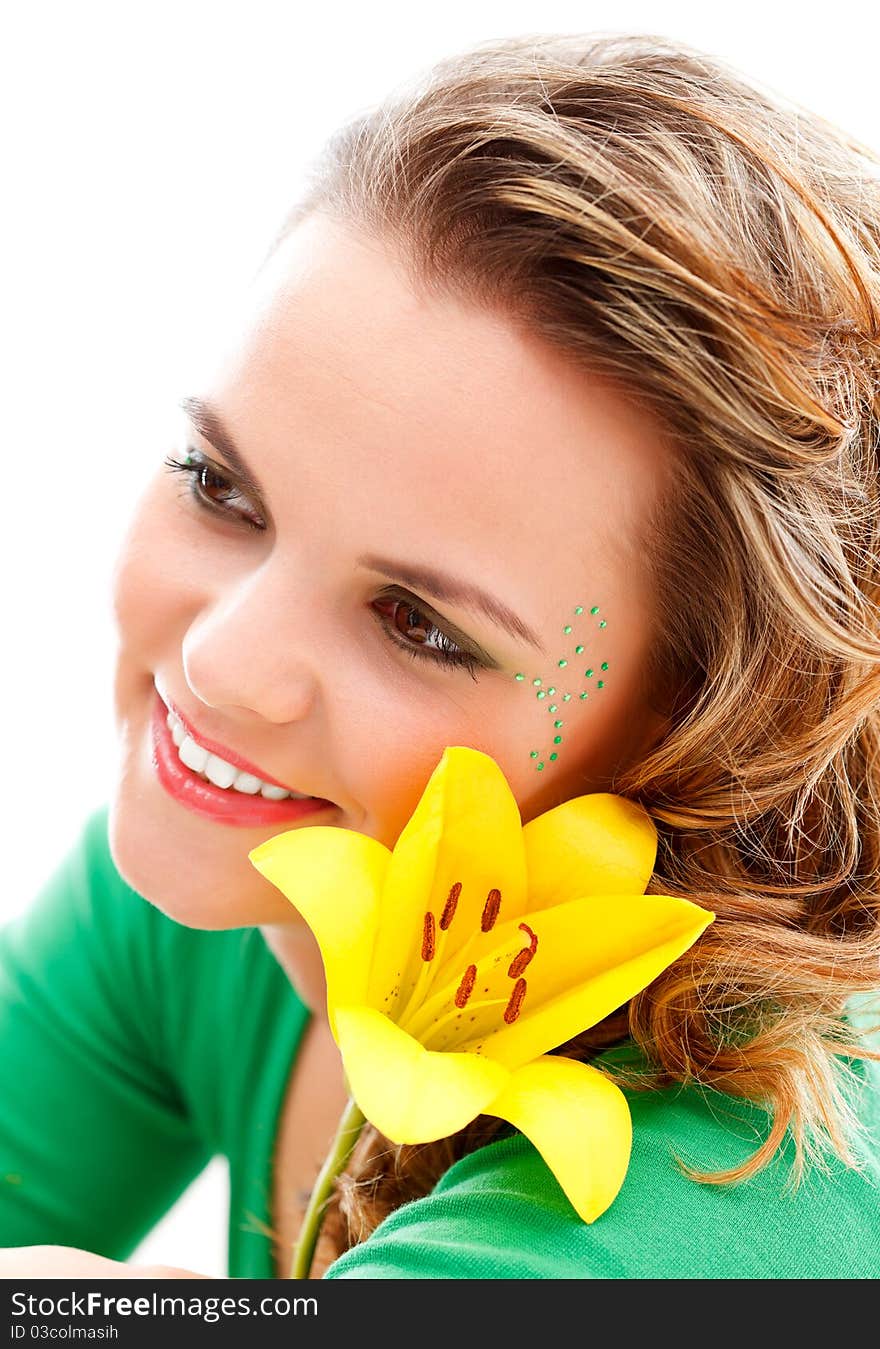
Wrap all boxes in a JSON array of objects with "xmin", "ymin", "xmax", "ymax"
[{"xmin": 264, "ymin": 31, "xmax": 880, "ymax": 1265}]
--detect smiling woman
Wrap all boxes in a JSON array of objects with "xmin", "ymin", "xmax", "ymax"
[
  {"xmin": 107, "ymin": 202, "xmax": 674, "ymax": 938},
  {"xmin": 1, "ymin": 29, "xmax": 879, "ymax": 1282}
]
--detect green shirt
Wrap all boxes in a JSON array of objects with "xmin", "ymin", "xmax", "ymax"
[{"xmin": 0, "ymin": 805, "xmax": 877, "ymax": 1278}]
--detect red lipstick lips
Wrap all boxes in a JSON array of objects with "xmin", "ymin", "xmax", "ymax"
[
  {"xmin": 150, "ymin": 690, "xmax": 335, "ymax": 828},
  {"xmin": 161, "ymin": 692, "xmax": 298, "ymax": 792}
]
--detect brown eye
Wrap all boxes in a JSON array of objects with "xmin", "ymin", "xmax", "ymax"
[
  {"xmin": 371, "ymin": 594, "xmax": 481, "ymax": 677},
  {"xmin": 164, "ymin": 451, "xmax": 265, "ymax": 531},
  {"xmin": 390, "ymin": 600, "xmax": 432, "ymax": 645},
  {"xmin": 373, "ymin": 596, "xmax": 436, "ymax": 645},
  {"xmin": 195, "ymin": 464, "xmax": 240, "ymax": 507}
]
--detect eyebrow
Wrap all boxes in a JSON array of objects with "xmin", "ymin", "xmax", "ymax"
[
  {"xmin": 359, "ymin": 555, "xmax": 546, "ymax": 654},
  {"xmin": 178, "ymin": 394, "xmax": 546, "ymax": 656}
]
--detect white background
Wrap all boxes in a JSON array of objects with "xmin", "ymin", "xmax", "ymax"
[{"xmin": 2, "ymin": 0, "xmax": 877, "ymax": 1279}]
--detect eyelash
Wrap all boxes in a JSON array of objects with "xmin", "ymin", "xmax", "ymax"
[
  {"xmin": 164, "ymin": 451, "xmax": 265, "ymax": 531},
  {"xmin": 371, "ymin": 596, "xmax": 481, "ymax": 681},
  {"xmin": 163, "ymin": 451, "xmax": 483, "ymax": 680}
]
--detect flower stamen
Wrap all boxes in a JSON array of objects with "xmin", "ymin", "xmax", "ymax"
[
  {"xmin": 421, "ymin": 912, "xmax": 436, "ymax": 961},
  {"xmin": 481, "ymin": 887, "xmax": 502, "ymax": 932},
  {"xmin": 440, "ymin": 881, "xmax": 462, "ymax": 930},
  {"xmin": 454, "ymin": 963, "xmax": 477, "ymax": 1008},
  {"xmin": 507, "ymin": 922, "xmax": 538, "ymax": 978},
  {"xmin": 504, "ymin": 977, "xmax": 528, "ymax": 1024}
]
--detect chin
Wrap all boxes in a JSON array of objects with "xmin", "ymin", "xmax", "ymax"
[{"xmin": 107, "ymin": 784, "xmax": 300, "ymax": 931}]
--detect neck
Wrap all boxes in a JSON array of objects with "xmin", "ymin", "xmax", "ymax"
[{"xmin": 259, "ymin": 920, "xmax": 329, "ymax": 1019}]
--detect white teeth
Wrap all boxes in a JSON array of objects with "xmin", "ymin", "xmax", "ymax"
[
  {"xmin": 178, "ymin": 734, "xmax": 209, "ymax": 775},
  {"xmin": 164, "ymin": 706, "xmax": 315, "ymax": 802},
  {"xmin": 203, "ymin": 753, "xmax": 238, "ymax": 790}
]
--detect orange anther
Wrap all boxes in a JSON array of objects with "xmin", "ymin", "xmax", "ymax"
[
  {"xmin": 454, "ymin": 963, "xmax": 477, "ymax": 1008},
  {"xmin": 503, "ymin": 977, "xmax": 528, "ymax": 1024},
  {"xmin": 440, "ymin": 881, "xmax": 462, "ymax": 931},
  {"xmin": 507, "ymin": 922, "xmax": 538, "ymax": 979},
  {"xmin": 481, "ymin": 887, "xmax": 502, "ymax": 932},
  {"xmin": 421, "ymin": 911, "xmax": 436, "ymax": 962}
]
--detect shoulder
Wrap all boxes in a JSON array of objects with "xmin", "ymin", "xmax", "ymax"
[
  {"xmin": 18, "ymin": 803, "xmax": 284, "ymax": 984},
  {"xmin": 1, "ymin": 804, "xmax": 299, "ymax": 1078},
  {"xmin": 2, "ymin": 803, "xmax": 179, "ymax": 964},
  {"xmin": 324, "ymin": 1059, "xmax": 880, "ymax": 1280}
]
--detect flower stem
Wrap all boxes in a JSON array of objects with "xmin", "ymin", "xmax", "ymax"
[{"xmin": 290, "ymin": 1095, "xmax": 366, "ymax": 1280}]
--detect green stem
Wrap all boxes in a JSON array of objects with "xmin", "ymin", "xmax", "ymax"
[{"xmin": 290, "ymin": 1095, "xmax": 366, "ymax": 1280}]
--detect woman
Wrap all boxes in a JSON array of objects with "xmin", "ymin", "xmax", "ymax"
[{"xmin": 1, "ymin": 31, "xmax": 877, "ymax": 1279}]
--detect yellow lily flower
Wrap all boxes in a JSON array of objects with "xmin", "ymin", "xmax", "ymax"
[{"xmin": 248, "ymin": 746, "xmax": 713, "ymax": 1232}]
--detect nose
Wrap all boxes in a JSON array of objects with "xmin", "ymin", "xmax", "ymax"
[{"xmin": 181, "ymin": 565, "xmax": 320, "ymax": 725}]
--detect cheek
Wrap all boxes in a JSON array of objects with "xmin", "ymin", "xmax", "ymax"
[
  {"xmin": 495, "ymin": 643, "xmax": 656, "ymax": 820},
  {"xmin": 345, "ymin": 676, "xmax": 497, "ymax": 849},
  {"xmin": 111, "ymin": 482, "xmax": 214, "ymax": 667},
  {"xmin": 346, "ymin": 668, "xmax": 565, "ymax": 849},
  {"xmin": 112, "ymin": 489, "xmax": 179, "ymax": 645}
]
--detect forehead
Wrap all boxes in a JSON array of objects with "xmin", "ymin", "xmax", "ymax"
[{"xmin": 198, "ymin": 213, "xmax": 674, "ymax": 643}]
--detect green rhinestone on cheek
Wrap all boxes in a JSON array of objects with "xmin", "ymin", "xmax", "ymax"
[
  {"xmin": 558, "ymin": 658, "xmax": 567, "ymax": 668},
  {"xmin": 537, "ymin": 691, "xmax": 546, "ymax": 699},
  {"xmin": 575, "ymin": 645, "xmax": 584, "ymax": 654},
  {"xmin": 580, "ymin": 691, "xmax": 588, "ymax": 700},
  {"xmin": 549, "ymin": 704, "xmax": 558, "ymax": 713},
  {"xmin": 597, "ymin": 680, "xmax": 605, "ymax": 688},
  {"xmin": 563, "ymin": 624, "xmax": 572, "ymax": 634},
  {"xmin": 549, "ymin": 752, "xmax": 558, "ymax": 761},
  {"xmin": 536, "ymin": 762, "xmax": 544, "ymax": 770},
  {"xmin": 515, "ymin": 672, "xmax": 525, "ymax": 681},
  {"xmin": 553, "ymin": 735, "xmax": 562, "ymax": 744},
  {"xmin": 601, "ymin": 662, "xmax": 609, "ymax": 670},
  {"xmin": 590, "ymin": 606, "xmax": 599, "ymax": 614},
  {"xmin": 574, "ymin": 605, "xmax": 584, "ymax": 615},
  {"xmin": 599, "ymin": 619, "xmax": 607, "ymax": 628},
  {"xmin": 563, "ymin": 693, "xmax": 572, "ymax": 702},
  {"xmin": 530, "ymin": 750, "xmax": 538, "ymax": 759}
]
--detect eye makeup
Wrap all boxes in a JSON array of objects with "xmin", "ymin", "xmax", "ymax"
[
  {"xmin": 164, "ymin": 449, "xmax": 266, "ymax": 531},
  {"xmin": 514, "ymin": 604, "xmax": 610, "ymax": 770},
  {"xmin": 370, "ymin": 590, "xmax": 489, "ymax": 678},
  {"xmin": 163, "ymin": 452, "xmax": 500, "ymax": 679}
]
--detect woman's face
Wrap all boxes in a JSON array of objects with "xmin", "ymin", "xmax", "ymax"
[{"xmin": 110, "ymin": 212, "xmax": 675, "ymax": 928}]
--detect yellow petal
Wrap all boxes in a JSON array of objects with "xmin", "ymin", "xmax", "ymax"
[
  {"xmin": 522, "ymin": 793, "xmax": 657, "ymax": 912},
  {"xmin": 366, "ymin": 746, "xmax": 528, "ymax": 1021},
  {"xmin": 485, "ymin": 1054, "xmax": 632, "ymax": 1223},
  {"xmin": 334, "ymin": 1004, "xmax": 508, "ymax": 1143},
  {"xmin": 408, "ymin": 891, "xmax": 713, "ymax": 1064},
  {"xmin": 248, "ymin": 827, "xmax": 390, "ymax": 1028}
]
